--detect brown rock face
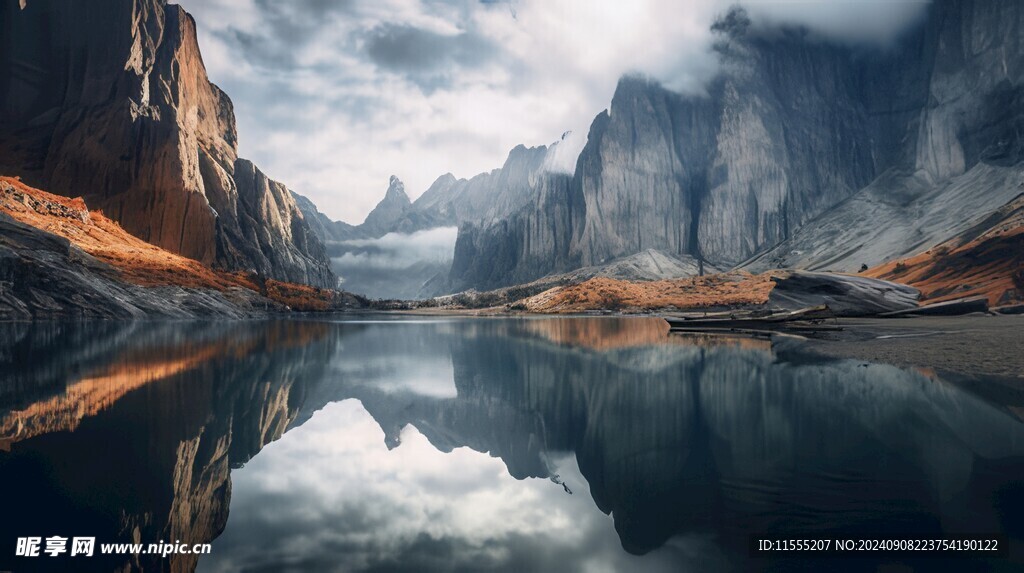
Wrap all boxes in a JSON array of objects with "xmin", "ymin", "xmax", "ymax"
[{"xmin": 0, "ymin": 0, "xmax": 335, "ymax": 287}]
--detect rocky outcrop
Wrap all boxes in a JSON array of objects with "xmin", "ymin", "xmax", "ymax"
[
  {"xmin": 360, "ymin": 175, "xmax": 413, "ymax": 237},
  {"xmin": 448, "ymin": 0, "xmax": 1024, "ymax": 293},
  {"xmin": 0, "ymin": 212, "xmax": 274, "ymax": 320},
  {"xmin": 0, "ymin": 178, "xmax": 360, "ymax": 319},
  {"xmin": 228, "ymin": 159, "xmax": 335, "ymax": 287},
  {"xmin": 866, "ymin": 194, "xmax": 1024, "ymax": 305},
  {"xmin": 0, "ymin": 0, "xmax": 335, "ymax": 287},
  {"xmin": 767, "ymin": 271, "xmax": 920, "ymax": 316}
]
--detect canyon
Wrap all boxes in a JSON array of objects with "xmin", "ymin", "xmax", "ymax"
[
  {"xmin": 294, "ymin": 0, "xmax": 1022, "ymax": 305},
  {"xmin": 0, "ymin": 0, "xmax": 1021, "ymax": 313}
]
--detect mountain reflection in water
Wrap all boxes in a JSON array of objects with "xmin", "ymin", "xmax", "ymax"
[{"xmin": 0, "ymin": 317, "xmax": 1022, "ymax": 572}]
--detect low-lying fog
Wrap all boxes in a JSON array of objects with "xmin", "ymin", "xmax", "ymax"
[{"xmin": 329, "ymin": 227, "xmax": 458, "ymax": 300}]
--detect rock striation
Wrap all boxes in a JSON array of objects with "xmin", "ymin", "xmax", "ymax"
[
  {"xmin": 0, "ymin": 177, "xmax": 361, "ymax": 319},
  {"xmin": 291, "ymin": 192, "xmax": 368, "ymax": 243},
  {"xmin": 446, "ymin": 0, "xmax": 1024, "ymax": 292},
  {"xmin": 0, "ymin": 0, "xmax": 335, "ymax": 287},
  {"xmin": 866, "ymin": 193, "xmax": 1024, "ymax": 306},
  {"xmin": 767, "ymin": 271, "xmax": 920, "ymax": 316}
]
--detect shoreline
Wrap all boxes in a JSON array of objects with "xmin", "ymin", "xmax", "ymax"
[{"xmin": 787, "ymin": 314, "xmax": 1024, "ymax": 380}]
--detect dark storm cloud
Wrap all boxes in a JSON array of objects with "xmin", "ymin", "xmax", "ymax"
[
  {"xmin": 365, "ymin": 24, "xmax": 497, "ymax": 71},
  {"xmin": 251, "ymin": 0, "xmax": 357, "ymax": 34},
  {"xmin": 363, "ymin": 23, "xmax": 501, "ymax": 90},
  {"xmin": 213, "ymin": 0, "xmax": 358, "ymax": 70},
  {"xmin": 745, "ymin": 0, "xmax": 931, "ymax": 46},
  {"xmin": 219, "ymin": 27, "xmax": 300, "ymax": 68}
]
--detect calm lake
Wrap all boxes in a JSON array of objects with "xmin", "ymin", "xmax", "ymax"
[{"xmin": 1, "ymin": 316, "xmax": 1023, "ymax": 572}]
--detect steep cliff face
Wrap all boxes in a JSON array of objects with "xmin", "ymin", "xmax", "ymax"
[
  {"xmin": 449, "ymin": 0, "xmax": 1024, "ymax": 291},
  {"xmin": 449, "ymin": 12, "xmax": 892, "ymax": 289},
  {"xmin": 449, "ymin": 168, "xmax": 574, "ymax": 291},
  {"xmin": 746, "ymin": 0, "xmax": 1024, "ymax": 273},
  {"xmin": 0, "ymin": 0, "xmax": 335, "ymax": 287},
  {"xmin": 411, "ymin": 142, "xmax": 575, "ymax": 292},
  {"xmin": 294, "ymin": 145, "xmax": 573, "ymax": 296},
  {"xmin": 228, "ymin": 159, "xmax": 334, "ymax": 286}
]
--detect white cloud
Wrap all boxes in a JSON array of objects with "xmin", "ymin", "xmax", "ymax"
[
  {"xmin": 744, "ymin": 0, "xmax": 931, "ymax": 46},
  {"xmin": 199, "ymin": 399, "xmax": 708, "ymax": 573},
  {"xmin": 332, "ymin": 226, "xmax": 458, "ymax": 271},
  {"xmin": 177, "ymin": 0, "xmax": 930, "ymax": 223}
]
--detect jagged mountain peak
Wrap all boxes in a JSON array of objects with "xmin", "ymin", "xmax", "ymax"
[
  {"xmin": 361, "ymin": 176, "xmax": 413, "ymax": 236},
  {"xmin": 384, "ymin": 175, "xmax": 411, "ymax": 204}
]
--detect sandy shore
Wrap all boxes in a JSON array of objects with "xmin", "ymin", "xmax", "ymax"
[{"xmin": 794, "ymin": 315, "xmax": 1024, "ymax": 380}]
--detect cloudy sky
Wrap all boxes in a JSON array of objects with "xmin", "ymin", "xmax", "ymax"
[
  {"xmin": 200, "ymin": 400, "xmax": 717, "ymax": 572},
  {"xmin": 177, "ymin": 0, "xmax": 930, "ymax": 223}
]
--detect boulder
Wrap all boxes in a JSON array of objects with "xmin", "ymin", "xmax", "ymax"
[{"xmin": 768, "ymin": 271, "xmax": 920, "ymax": 317}]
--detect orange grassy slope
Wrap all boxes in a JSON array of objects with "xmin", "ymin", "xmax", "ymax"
[
  {"xmin": 0, "ymin": 176, "xmax": 338, "ymax": 310},
  {"xmin": 523, "ymin": 273, "xmax": 774, "ymax": 313},
  {"xmin": 867, "ymin": 194, "xmax": 1024, "ymax": 306}
]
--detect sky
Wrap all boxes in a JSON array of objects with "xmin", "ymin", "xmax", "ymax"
[
  {"xmin": 200, "ymin": 399, "xmax": 717, "ymax": 572},
  {"xmin": 177, "ymin": 0, "xmax": 931, "ymax": 223}
]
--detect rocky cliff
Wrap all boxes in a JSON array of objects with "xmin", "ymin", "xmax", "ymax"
[
  {"xmin": 744, "ymin": 0, "xmax": 1024, "ymax": 273},
  {"xmin": 360, "ymin": 175, "xmax": 413, "ymax": 237},
  {"xmin": 291, "ymin": 192, "xmax": 367, "ymax": 243},
  {"xmin": 447, "ymin": 0, "xmax": 1024, "ymax": 292},
  {"xmin": 293, "ymin": 145, "xmax": 573, "ymax": 297},
  {"xmin": 0, "ymin": 320, "xmax": 334, "ymax": 572},
  {"xmin": 0, "ymin": 0, "xmax": 335, "ymax": 288},
  {"xmin": 0, "ymin": 177, "xmax": 359, "ymax": 319}
]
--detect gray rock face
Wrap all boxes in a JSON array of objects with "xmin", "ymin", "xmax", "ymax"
[
  {"xmin": 228, "ymin": 160, "xmax": 335, "ymax": 287},
  {"xmin": 360, "ymin": 176, "xmax": 413, "ymax": 237},
  {"xmin": 448, "ymin": 0, "xmax": 1024, "ymax": 292},
  {"xmin": 373, "ymin": 143, "xmax": 562, "ymax": 241},
  {"xmin": 745, "ymin": 0, "xmax": 1024, "ymax": 272},
  {"xmin": 767, "ymin": 271, "xmax": 920, "ymax": 317},
  {"xmin": 0, "ymin": 0, "xmax": 335, "ymax": 288},
  {"xmin": 295, "ymin": 145, "xmax": 572, "ymax": 297},
  {"xmin": 0, "ymin": 214, "xmax": 274, "ymax": 320},
  {"xmin": 290, "ymin": 192, "xmax": 368, "ymax": 243}
]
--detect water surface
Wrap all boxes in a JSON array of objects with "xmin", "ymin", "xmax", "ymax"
[{"xmin": 1, "ymin": 316, "xmax": 1022, "ymax": 572}]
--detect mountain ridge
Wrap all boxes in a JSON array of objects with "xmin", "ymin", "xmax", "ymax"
[{"xmin": 438, "ymin": 0, "xmax": 1023, "ymax": 294}]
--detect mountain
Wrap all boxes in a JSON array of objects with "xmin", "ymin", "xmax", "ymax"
[
  {"xmin": 296, "ymin": 143, "xmax": 565, "ymax": 244},
  {"xmin": 0, "ymin": 0, "xmax": 335, "ymax": 288},
  {"xmin": 866, "ymin": 193, "xmax": 1024, "ymax": 306},
  {"xmin": 360, "ymin": 175, "xmax": 413, "ymax": 236},
  {"xmin": 293, "ymin": 145, "xmax": 570, "ymax": 298},
  {"xmin": 291, "ymin": 192, "xmax": 368, "ymax": 243},
  {"xmin": 446, "ymin": 0, "xmax": 1024, "ymax": 292}
]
